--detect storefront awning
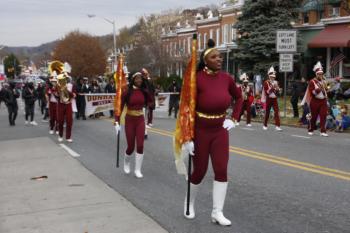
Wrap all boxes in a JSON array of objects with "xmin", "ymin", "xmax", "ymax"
[{"xmin": 308, "ymin": 23, "xmax": 350, "ymax": 48}]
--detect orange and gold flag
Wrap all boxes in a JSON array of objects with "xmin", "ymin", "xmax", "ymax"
[
  {"xmin": 173, "ymin": 34, "xmax": 197, "ymax": 175},
  {"xmin": 114, "ymin": 55, "xmax": 127, "ymax": 119}
]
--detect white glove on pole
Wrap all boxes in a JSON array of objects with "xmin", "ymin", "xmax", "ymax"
[
  {"xmin": 182, "ymin": 141, "xmax": 195, "ymax": 156},
  {"xmin": 115, "ymin": 122, "xmax": 121, "ymax": 136},
  {"xmin": 223, "ymin": 119, "xmax": 235, "ymax": 131}
]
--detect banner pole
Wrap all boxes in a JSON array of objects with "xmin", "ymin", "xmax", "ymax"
[
  {"xmin": 116, "ymin": 130, "xmax": 120, "ymax": 168},
  {"xmin": 186, "ymin": 153, "xmax": 192, "ymax": 216}
]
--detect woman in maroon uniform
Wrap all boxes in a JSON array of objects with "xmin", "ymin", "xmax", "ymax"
[
  {"xmin": 115, "ymin": 72, "xmax": 149, "ymax": 178},
  {"xmin": 182, "ymin": 40, "xmax": 243, "ymax": 226}
]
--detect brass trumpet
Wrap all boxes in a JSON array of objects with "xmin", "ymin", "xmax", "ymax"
[{"xmin": 49, "ymin": 60, "xmax": 70, "ymax": 104}]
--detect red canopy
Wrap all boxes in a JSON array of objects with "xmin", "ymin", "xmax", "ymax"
[{"xmin": 308, "ymin": 23, "xmax": 350, "ymax": 48}]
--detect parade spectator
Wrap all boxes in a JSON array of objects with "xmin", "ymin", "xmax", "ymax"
[
  {"xmin": 76, "ymin": 77, "xmax": 89, "ymax": 120},
  {"xmin": 3, "ymin": 82, "xmax": 20, "ymax": 126},
  {"xmin": 105, "ymin": 78, "xmax": 116, "ymax": 118},
  {"xmin": 90, "ymin": 79, "xmax": 102, "ymax": 118},
  {"xmin": 290, "ymin": 81, "xmax": 300, "ymax": 118},
  {"xmin": 168, "ymin": 79, "xmax": 180, "ymax": 118},
  {"xmin": 341, "ymin": 87, "xmax": 350, "ymax": 100},
  {"xmin": 37, "ymin": 82, "xmax": 46, "ymax": 115},
  {"xmin": 336, "ymin": 105, "xmax": 350, "ymax": 132},
  {"xmin": 22, "ymin": 82, "xmax": 38, "ymax": 125},
  {"xmin": 0, "ymin": 83, "xmax": 7, "ymax": 108}
]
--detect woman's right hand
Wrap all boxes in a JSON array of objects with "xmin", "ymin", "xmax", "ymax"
[
  {"xmin": 114, "ymin": 122, "xmax": 121, "ymax": 136},
  {"xmin": 182, "ymin": 141, "xmax": 194, "ymax": 156}
]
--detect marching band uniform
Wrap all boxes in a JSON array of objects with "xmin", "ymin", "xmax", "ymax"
[
  {"xmin": 115, "ymin": 72, "xmax": 149, "ymax": 178},
  {"xmin": 237, "ymin": 73, "xmax": 253, "ymax": 126},
  {"xmin": 56, "ymin": 62, "xmax": 76, "ymax": 142},
  {"xmin": 301, "ymin": 62, "xmax": 329, "ymax": 136},
  {"xmin": 182, "ymin": 40, "xmax": 243, "ymax": 226},
  {"xmin": 262, "ymin": 66, "xmax": 282, "ymax": 131},
  {"xmin": 46, "ymin": 72, "xmax": 58, "ymax": 134}
]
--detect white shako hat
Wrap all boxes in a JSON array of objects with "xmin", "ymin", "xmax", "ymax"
[
  {"xmin": 267, "ymin": 66, "xmax": 276, "ymax": 77},
  {"xmin": 313, "ymin": 61, "xmax": 323, "ymax": 75},
  {"xmin": 240, "ymin": 73, "xmax": 249, "ymax": 82}
]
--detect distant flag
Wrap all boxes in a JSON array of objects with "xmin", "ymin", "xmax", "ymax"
[{"xmin": 330, "ymin": 51, "xmax": 346, "ymax": 68}]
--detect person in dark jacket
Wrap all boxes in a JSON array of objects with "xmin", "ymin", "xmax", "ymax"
[
  {"xmin": 22, "ymin": 82, "xmax": 38, "ymax": 125},
  {"xmin": 105, "ymin": 78, "xmax": 116, "ymax": 118},
  {"xmin": 76, "ymin": 77, "xmax": 90, "ymax": 120},
  {"xmin": 3, "ymin": 82, "xmax": 20, "ymax": 126},
  {"xmin": 168, "ymin": 79, "xmax": 181, "ymax": 118},
  {"xmin": 37, "ymin": 82, "xmax": 47, "ymax": 115}
]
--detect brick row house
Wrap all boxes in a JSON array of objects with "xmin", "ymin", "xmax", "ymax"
[
  {"xmin": 295, "ymin": 0, "xmax": 350, "ymax": 79},
  {"xmin": 161, "ymin": 0, "xmax": 244, "ymax": 79}
]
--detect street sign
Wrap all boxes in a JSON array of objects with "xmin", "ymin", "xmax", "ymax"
[
  {"xmin": 0, "ymin": 64, "xmax": 4, "ymax": 74},
  {"xmin": 276, "ymin": 30, "xmax": 297, "ymax": 53},
  {"xmin": 279, "ymin": 54, "xmax": 293, "ymax": 72}
]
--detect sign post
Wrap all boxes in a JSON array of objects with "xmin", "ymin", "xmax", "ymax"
[{"xmin": 276, "ymin": 30, "xmax": 297, "ymax": 117}]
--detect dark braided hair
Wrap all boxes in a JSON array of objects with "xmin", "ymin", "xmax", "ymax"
[
  {"xmin": 197, "ymin": 39, "xmax": 216, "ymax": 72},
  {"xmin": 124, "ymin": 72, "xmax": 148, "ymax": 106}
]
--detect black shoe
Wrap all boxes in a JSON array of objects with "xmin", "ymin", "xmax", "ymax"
[{"xmin": 83, "ymin": 117, "xmax": 87, "ymax": 120}]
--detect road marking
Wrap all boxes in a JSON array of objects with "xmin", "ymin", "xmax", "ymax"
[
  {"xmin": 241, "ymin": 127, "xmax": 255, "ymax": 131},
  {"xmin": 147, "ymin": 127, "xmax": 350, "ymax": 181},
  {"xmin": 291, "ymin": 135, "xmax": 311, "ymax": 139},
  {"xmin": 59, "ymin": 144, "xmax": 80, "ymax": 157}
]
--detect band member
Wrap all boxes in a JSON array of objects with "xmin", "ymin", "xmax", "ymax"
[
  {"xmin": 46, "ymin": 72, "xmax": 58, "ymax": 134},
  {"xmin": 262, "ymin": 66, "xmax": 282, "ymax": 131},
  {"xmin": 181, "ymin": 39, "xmax": 243, "ymax": 226},
  {"xmin": 237, "ymin": 73, "xmax": 253, "ymax": 126},
  {"xmin": 301, "ymin": 61, "xmax": 329, "ymax": 136},
  {"xmin": 142, "ymin": 68, "xmax": 155, "ymax": 127},
  {"xmin": 115, "ymin": 72, "xmax": 149, "ymax": 178},
  {"xmin": 55, "ymin": 62, "xmax": 76, "ymax": 142}
]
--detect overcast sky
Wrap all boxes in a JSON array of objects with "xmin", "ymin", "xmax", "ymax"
[{"xmin": 0, "ymin": 0, "xmax": 220, "ymax": 47}]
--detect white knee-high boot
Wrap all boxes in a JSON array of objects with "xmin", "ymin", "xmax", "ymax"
[
  {"xmin": 211, "ymin": 181, "xmax": 231, "ymax": 226},
  {"xmin": 124, "ymin": 153, "xmax": 132, "ymax": 174},
  {"xmin": 184, "ymin": 183, "xmax": 200, "ymax": 219},
  {"xmin": 134, "ymin": 152, "xmax": 144, "ymax": 178}
]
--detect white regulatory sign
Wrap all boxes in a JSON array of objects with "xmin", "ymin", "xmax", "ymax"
[
  {"xmin": 279, "ymin": 54, "xmax": 293, "ymax": 72},
  {"xmin": 276, "ymin": 30, "xmax": 297, "ymax": 53}
]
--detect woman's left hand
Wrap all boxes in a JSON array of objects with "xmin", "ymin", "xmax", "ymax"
[{"xmin": 223, "ymin": 119, "xmax": 235, "ymax": 131}]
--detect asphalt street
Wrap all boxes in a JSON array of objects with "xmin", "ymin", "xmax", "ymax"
[{"xmin": 1, "ymin": 103, "xmax": 349, "ymax": 233}]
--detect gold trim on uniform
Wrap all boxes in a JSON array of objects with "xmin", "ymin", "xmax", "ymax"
[
  {"xmin": 126, "ymin": 109, "xmax": 144, "ymax": 116},
  {"xmin": 196, "ymin": 111, "xmax": 226, "ymax": 119}
]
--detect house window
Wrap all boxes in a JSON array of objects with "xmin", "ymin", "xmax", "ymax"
[
  {"xmin": 187, "ymin": 37, "xmax": 191, "ymax": 54},
  {"xmin": 216, "ymin": 28, "xmax": 220, "ymax": 44},
  {"xmin": 198, "ymin": 33, "xmax": 202, "ymax": 50},
  {"xmin": 329, "ymin": 7, "xmax": 340, "ymax": 17},
  {"xmin": 210, "ymin": 29, "xmax": 213, "ymax": 39},
  {"xmin": 232, "ymin": 27, "xmax": 237, "ymax": 42},
  {"xmin": 203, "ymin": 33, "xmax": 207, "ymax": 49},
  {"xmin": 303, "ymin": 13, "xmax": 309, "ymax": 23}
]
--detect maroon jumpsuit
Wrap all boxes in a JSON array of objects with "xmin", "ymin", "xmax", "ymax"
[
  {"xmin": 57, "ymin": 84, "xmax": 75, "ymax": 139},
  {"xmin": 190, "ymin": 70, "xmax": 243, "ymax": 184},
  {"xmin": 308, "ymin": 78, "xmax": 328, "ymax": 133},
  {"xmin": 117, "ymin": 89, "xmax": 147, "ymax": 155},
  {"xmin": 263, "ymin": 80, "xmax": 281, "ymax": 127},
  {"xmin": 238, "ymin": 85, "xmax": 253, "ymax": 124},
  {"xmin": 46, "ymin": 86, "xmax": 58, "ymax": 131}
]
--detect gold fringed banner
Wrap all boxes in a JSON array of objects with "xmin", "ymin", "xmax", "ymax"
[
  {"xmin": 114, "ymin": 54, "xmax": 127, "ymax": 120},
  {"xmin": 173, "ymin": 34, "xmax": 197, "ymax": 175}
]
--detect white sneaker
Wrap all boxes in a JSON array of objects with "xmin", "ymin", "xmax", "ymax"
[
  {"xmin": 148, "ymin": 123, "xmax": 153, "ymax": 127},
  {"xmin": 56, "ymin": 131, "xmax": 59, "ymax": 135},
  {"xmin": 58, "ymin": 137, "xmax": 63, "ymax": 142},
  {"xmin": 146, "ymin": 125, "xmax": 150, "ymax": 129},
  {"xmin": 49, "ymin": 130, "xmax": 54, "ymax": 135},
  {"xmin": 66, "ymin": 138, "xmax": 73, "ymax": 143},
  {"xmin": 25, "ymin": 121, "xmax": 29, "ymax": 125},
  {"xmin": 235, "ymin": 122, "xmax": 240, "ymax": 126},
  {"xmin": 275, "ymin": 126, "xmax": 282, "ymax": 131},
  {"xmin": 263, "ymin": 126, "xmax": 268, "ymax": 130},
  {"xmin": 320, "ymin": 132, "xmax": 329, "ymax": 137},
  {"xmin": 246, "ymin": 124, "xmax": 252, "ymax": 127},
  {"xmin": 308, "ymin": 132, "xmax": 314, "ymax": 136},
  {"xmin": 30, "ymin": 121, "xmax": 38, "ymax": 126}
]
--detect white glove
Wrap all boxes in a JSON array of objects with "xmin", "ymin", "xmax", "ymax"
[
  {"xmin": 223, "ymin": 119, "xmax": 235, "ymax": 131},
  {"xmin": 182, "ymin": 141, "xmax": 194, "ymax": 156},
  {"xmin": 114, "ymin": 122, "xmax": 121, "ymax": 136}
]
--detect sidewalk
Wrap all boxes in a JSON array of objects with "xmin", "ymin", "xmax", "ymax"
[{"xmin": 0, "ymin": 137, "xmax": 168, "ymax": 233}]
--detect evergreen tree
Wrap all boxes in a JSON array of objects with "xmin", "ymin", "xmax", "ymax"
[{"xmin": 235, "ymin": 0, "xmax": 300, "ymax": 75}]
